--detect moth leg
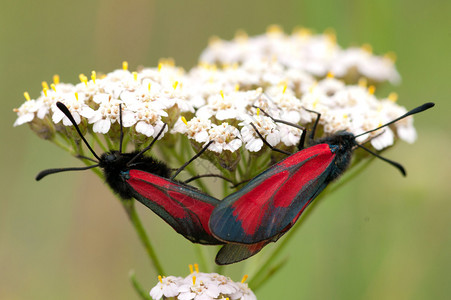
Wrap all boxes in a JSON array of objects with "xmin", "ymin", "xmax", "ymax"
[
  {"xmin": 252, "ymin": 105, "xmax": 309, "ymax": 151},
  {"xmin": 250, "ymin": 122, "xmax": 291, "ymax": 155},
  {"xmin": 171, "ymin": 141, "xmax": 214, "ymax": 180},
  {"xmin": 301, "ymin": 107, "xmax": 321, "ymax": 147},
  {"xmin": 184, "ymin": 174, "xmax": 235, "ymax": 185}
]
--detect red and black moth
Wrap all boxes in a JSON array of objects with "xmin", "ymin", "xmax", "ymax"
[
  {"xmin": 209, "ymin": 102, "xmax": 435, "ymax": 264},
  {"xmin": 36, "ymin": 102, "xmax": 222, "ymax": 245},
  {"xmin": 37, "ymin": 102, "xmax": 272, "ymax": 258}
]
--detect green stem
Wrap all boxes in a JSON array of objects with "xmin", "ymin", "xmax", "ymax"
[
  {"xmin": 250, "ymin": 256, "xmax": 289, "ymax": 290},
  {"xmin": 50, "ymin": 137, "xmax": 73, "ymax": 153},
  {"xmin": 129, "ymin": 270, "xmax": 152, "ymax": 300},
  {"xmin": 193, "ymin": 244, "xmax": 210, "ymax": 273},
  {"xmin": 91, "ymin": 132, "xmax": 108, "ymax": 152},
  {"xmin": 327, "ymin": 156, "xmax": 375, "ymax": 195},
  {"xmin": 50, "ymin": 130, "xmax": 166, "ymax": 278},
  {"xmin": 248, "ymin": 157, "xmax": 375, "ymax": 289},
  {"xmin": 123, "ymin": 200, "xmax": 165, "ymax": 275},
  {"xmin": 214, "ymin": 251, "xmax": 225, "ymax": 274}
]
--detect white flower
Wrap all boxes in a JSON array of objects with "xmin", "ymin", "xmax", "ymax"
[
  {"xmin": 278, "ymin": 123, "xmax": 303, "ymax": 147},
  {"xmin": 34, "ymin": 84, "xmax": 74, "ymax": 120},
  {"xmin": 13, "ymin": 99, "xmax": 39, "ymax": 126},
  {"xmin": 178, "ymin": 275, "xmax": 220, "ymax": 300},
  {"xmin": 331, "ymin": 47, "xmax": 401, "ymax": 84},
  {"xmin": 197, "ymin": 91, "xmax": 248, "ymax": 121},
  {"xmin": 150, "ymin": 271, "xmax": 255, "ymax": 300},
  {"xmin": 370, "ymin": 127, "xmax": 395, "ymax": 150},
  {"xmin": 379, "ymin": 99, "xmax": 417, "ymax": 144},
  {"xmin": 150, "ymin": 275, "xmax": 184, "ymax": 299},
  {"xmin": 240, "ymin": 115, "xmax": 280, "ymax": 152},
  {"xmin": 199, "ymin": 28, "xmax": 400, "ymax": 85},
  {"xmin": 316, "ymin": 76, "xmax": 346, "ymax": 97},
  {"xmin": 261, "ymin": 91, "xmax": 310, "ymax": 124},
  {"xmin": 173, "ymin": 117, "xmax": 212, "ymax": 143},
  {"xmin": 75, "ymin": 80, "xmax": 102, "ymax": 102},
  {"xmin": 139, "ymin": 64, "xmax": 185, "ymax": 86},
  {"xmin": 35, "ymin": 95, "xmax": 58, "ymax": 120},
  {"xmin": 51, "ymin": 93, "xmax": 95, "ymax": 126},
  {"xmin": 208, "ymin": 123, "xmax": 242, "ymax": 153},
  {"xmin": 100, "ymin": 69, "xmax": 141, "ymax": 98},
  {"xmin": 229, "ymin": 282, "xmax": 257, "ymax": 300},
  {"xmin": 14, "ymin": 32, "xmax": 417, "ymax": 156},
  {"xmin": 397, "ymin": 124, "xmax": 417, "ymax": 144},
  {"xmin": 122, "ymin": 100, "xmax": 168, "ymax": 137},
  {"xmin": 88, "ymin": 96, "xmax": 123, "ymax": 133},
  {"xmin": 322, "ymin": 111, "xmax": 352, "ymax": 134}
]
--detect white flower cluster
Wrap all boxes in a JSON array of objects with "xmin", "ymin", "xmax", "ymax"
[
  {"xmin": 13, "ymin": 63, "xmax": 191, "ymax": 141},
  {"xmin": 200, "ymin": 25, "xmax": 401, "ymax": 85},
  {"xmin": 14, "ymin": 27, "xmax": 416, "ymax": 154},
  {"xmin": 171, "ymin": 73, "xmax": 416, "ymax": 151},
  {"xmin": 149, "ymin": 270, "xmax": 256, "ymax": 300}
]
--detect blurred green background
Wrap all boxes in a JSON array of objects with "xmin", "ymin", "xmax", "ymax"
[{"xmin": 1, "ymin": 0, "xmax": 450, "ymax": 299}]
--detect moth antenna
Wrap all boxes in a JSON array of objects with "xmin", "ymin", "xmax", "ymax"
[
  {"xmin": 355, "ymin": 102, "xmax": 435, "ymax": 138},
  {"xmin": 119, "ymin": 103, "xmax": 124, "ymax": 154},
  {"xmin": 36, "ymin": 164, "xmax": 100, "ymax": 181},
  {"xmin": 56, "ymin": 102, "xmax": 101, "ymax": 161},
  {"xmin": 356, "ymin": 143, "xmax": 406, "ymax": 176},
  {"xmin": 126, "ymin": 123, "xmax": 167, "ymax": 166}
]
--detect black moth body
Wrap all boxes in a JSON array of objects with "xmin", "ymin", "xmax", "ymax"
[{"xmin": 99, "ymin": 151, "xmax": 171, "ymax": 200}]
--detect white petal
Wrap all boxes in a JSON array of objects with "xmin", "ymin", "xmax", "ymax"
[
  {"xmin": 371, "ymin": 129, "xmax": 394, "ymax": 150},
  {"xmin": 266, "ymin": 131, "xmax": 281, "ymax": 146},
  {"xmin": 93, "ymin": 93, "xmax": 110, "ymax": 104},
  {"xmin": 397, "ymin": 125, "xmax": 417, "ymax": 144},
  {"xmin": 149, "ymin": 285, "xmax": 163, "ymax": 300},
  {"xmin": 63, "ymin": 113, "xmax": 80, "ymax": 126},
  {"xmin": 136, "ymin": 121, "xmax": 154, "ymax": 137},
  {"xmin": 171, "ymin": 118, "xmax": 188, "ymax": 134},
  {"xmin": 194, "ymin": 131, "xmax": 209, "ymax": 143},
  {"xmin": 93, "ymin": 119, "xmax": 111, "ymax": 134},
  {"xmin": 14, "ymin": 113, "xmax": 35, "ymax": 126},
  {"xmin": 209, "ymin": 143, "xmax": 223, "ymax": 153},
  {"xmin": 152, "ymin": 122, "xmax": 167, "ymax": 139},
  {"xmin": 245, "ymin": 138, "xmax": 263, "ymax": 152},
  {"xmin": 52, "ymin": 109, "xmax": 64, "ymax": 123},
  {"xmin": 216, "ymin": 109, "xmax": 237, "ymax": 120},
  {"xmin": 178, "ymin": 292, "xmax": 196, "ymax": 300},
  {"xmin": 226, "ymin": 139, "xmax": 242, "ymax": 152},
  {"xmin": 121, "ymin": 112, "xmax": 137, "ymax": 127},
  {"xmin": 79, "ymin": 106, "xmax": 95, "ymax": 118}
]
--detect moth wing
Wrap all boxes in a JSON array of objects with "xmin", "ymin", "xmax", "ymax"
[
  {"xmin": 210, "ymin": 144, "xmax": 335, "ymax": 244},
  {"xmin": 128, "ymin": 169, "xmax": 222, "ymax": 245}
]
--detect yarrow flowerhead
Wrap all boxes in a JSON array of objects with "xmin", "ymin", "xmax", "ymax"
[
  {"xmin": 14, "ymin": 27, "xmax": 419, "ymax": 186},
  {"xmin": 200, "ymin": 25, "xmax": 400, "ymax": 85},
  {"xmin": 149, "ymin": 264, "xmax": 256, "ymax": 300}
]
